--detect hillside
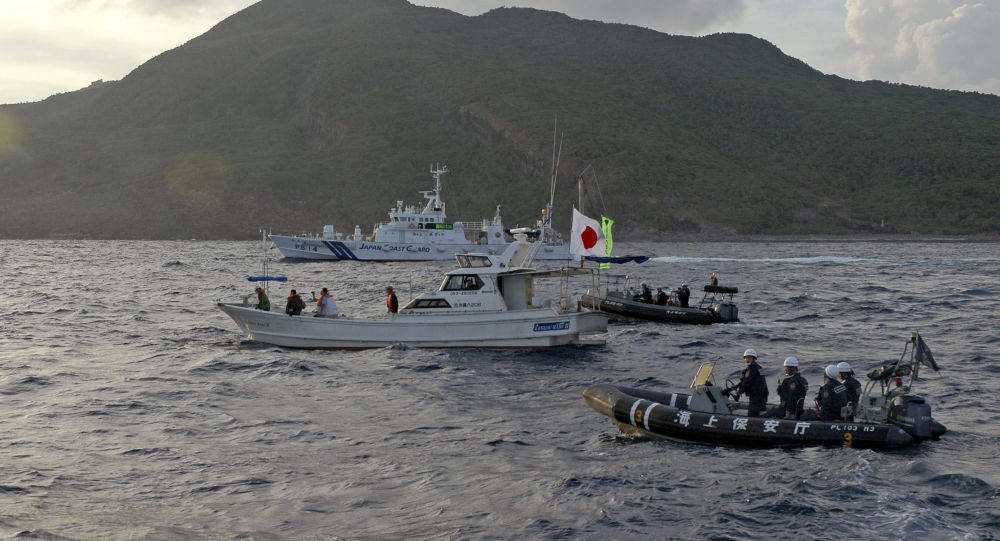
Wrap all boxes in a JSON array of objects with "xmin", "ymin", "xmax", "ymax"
[{"xmin": 2, "ymin": 0, "xmax": 999, "ymax": 239}]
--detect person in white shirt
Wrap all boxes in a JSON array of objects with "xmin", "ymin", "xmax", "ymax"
[{"xmin": 311, "ymin": 287, "xmax": 340, "ymax": 317}]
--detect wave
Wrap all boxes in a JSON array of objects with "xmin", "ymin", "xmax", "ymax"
[
  {"xmin": 775, "ymin": 314, "xmax": 821, "ymax": 323},
  {"xmin": 723, "ymin": 322, "xmax": 790, "ymax": 329}
]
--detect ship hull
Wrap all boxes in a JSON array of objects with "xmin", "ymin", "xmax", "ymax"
[
  {"xmin": 270, "ymin": 235, "xmax": 572, "ymax": 261},
  {"xmin": 218, "ymin": 303, "xmax": 607, "ymax": 349}
]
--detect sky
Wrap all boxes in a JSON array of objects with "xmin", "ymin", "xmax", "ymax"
[{"xmin": 1, "ymin": 0, "xmax": 998, "ymax": 104}]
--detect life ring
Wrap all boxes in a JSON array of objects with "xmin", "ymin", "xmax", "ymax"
[
  {"xmin": 409, "ymin": 223, "xmax": 415, "ymax": 229},
  {"xmin": 495, "ymin": 232, "xmax": 501, "ymax": 238}
]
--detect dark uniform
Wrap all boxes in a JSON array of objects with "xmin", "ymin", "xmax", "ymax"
[
  {"xmin": 640, "ymin": 285, "xmax": 653, "ymax": 304},
  {"xmin": 842, "ymin": 375, "xmax": 861, "ymax": 406},
  {"xmin": 285, "ymin": 293, "xmax": 306, "ymax": 315},
  {"xmin": 816, "ymin": 380, "xmax": 848, "ymax": 421},
  {"xmin": 737, "ymin": 361, "xmax": 769, "ymax": 417},
  {"xmin": 841, "ymin": 374, "xmax": 862, "ymax": 417},
  {"xmin": 775, "ymin": 373, "xmax": 808, "ymax": 419},
  {"xmin": 677, "ymin": 285, "xmax": 691, "ymax": 308},
  {"xmin": 655, "ymin": 290, "xmax": 668, "ymax": 306}
]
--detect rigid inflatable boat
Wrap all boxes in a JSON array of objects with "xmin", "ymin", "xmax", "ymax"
[
  {"xmin": 582, "ymin": 283, "xmax": 738, "ymax": 325},
  {"xmin": 583, "ymin": 333, "xmax": 945, "ymax": 449}
]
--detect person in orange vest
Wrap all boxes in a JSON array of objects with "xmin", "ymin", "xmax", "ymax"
[
  {"xmin": 311, "ymin": 287, "xmax": 339, "ymax": 317},
  {"xmin": 254, "ymin": 286, "xmax": 270, "ymax": 311},
  {"xmin": 386, "ymin": 286, "xmax": 398, "ymax": 315},
  {"xmin": 285, "ymin": 289, "xmax": 306, "ymax": 315}
]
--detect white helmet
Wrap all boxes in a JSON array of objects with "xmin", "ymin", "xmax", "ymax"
[
  {"xmin": 825, "ymin": 364, "xmax": 839, "ymax": 379},
  {"xmin": 743, "ymin": 349, "xmax": 757, "ymax": 359},
  {"xmin": 783, "ymin": 357, "xmax": 799, "ymax": 367},
  {"xmin": 837, "ymin": 361, "xmax": 852, "ymax": 373}
]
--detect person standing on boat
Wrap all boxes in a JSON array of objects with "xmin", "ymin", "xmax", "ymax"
[
  {"xmin": 285, "ymin": 289, "xmax": 306, "ymax": 316},
  {"xmin": 254, "ymin": 286, "xmax": 270, "ymax": 311},
  {"xmin": 804, "ymin": 365, "xmax": 849, "ymax": 421},
  {"xmin": 767, "ymin": 357, "xmax": 808, "ymax": 419},
  {"xmin": 312, "ymin": 288, "xmax": 339, "ymax": 317},
  {"xmin": 709, "ymin": 273, "xmax": 719, "ymax": 287},
  {"xmin": 386, "ymin": 286, "xmax": 399, "ymax": 315},
  {"xmin": 677, "ymin": 283, "xmax": 691, "ymax": 308},
  {"xmin": 734, "ymin": 349, "xmax": 768, "ymax": 417},
  {"xmin": 838, "ymin": 361, "xmax": 862, "ymax": 412}
]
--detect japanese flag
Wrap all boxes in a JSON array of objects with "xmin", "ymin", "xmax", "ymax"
[{"xmin": 570, "ymin": 207, "xmax": 606, "ymax": 257}]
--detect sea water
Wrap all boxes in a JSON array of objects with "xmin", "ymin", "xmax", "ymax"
[{"xmin": 0, "ymin": 240, "xmax": 997, "ymax": 538}]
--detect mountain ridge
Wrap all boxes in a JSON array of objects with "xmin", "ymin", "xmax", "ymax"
[{"xmin": 1, "ymin": 0, "xmax": 998, "ymax": 239}]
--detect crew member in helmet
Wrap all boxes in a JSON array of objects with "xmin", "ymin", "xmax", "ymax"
[
  {"xmin": 677, "ymin": 282, "xmax": 691, "ymax": 308},
  {"xmin": 838, "ymin": 361, "xmax": 862, "ymax": 413},
  {"xmin": 767, "ymin": 356, "xmax": 808, "ymax": 419},
  {"xmin": 733, "ymin": 349, "xmax": 769, "ymax": 417},
  {"xmin": 804, "ymin": 365, "xmax": 848, "ymax": 421}
]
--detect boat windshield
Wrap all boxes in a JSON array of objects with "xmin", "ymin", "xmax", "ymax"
[
  {"xmin": 442, "ymin": 275, "xmax": 484, "ymax": 291},
  {"xmin": 456, "ymin": 255, "xmax": 491, "ymax": 268}
]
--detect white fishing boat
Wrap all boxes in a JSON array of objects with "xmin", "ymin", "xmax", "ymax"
[
  {"xmin": 269, "ymin": 165, "xmax": 571, "ymax": 261},
  {"xmin": 218, "ymin": 235, "xmax": 606, "ymax": 349}
]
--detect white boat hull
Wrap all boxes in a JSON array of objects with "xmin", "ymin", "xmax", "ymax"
[
  {"xmin": 217, "ymin": 303, "xmax": 607, "ymax": 349},
  {"xmin": 269, "ymin": 234, "xmax": 572, "ymax": 261}
]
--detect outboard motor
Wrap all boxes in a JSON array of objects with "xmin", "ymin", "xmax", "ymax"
[
  {"xmin": 713, "ymin": 302, "xmax": 738, "ymax": 323},
  {"xmin": 886, "ymin": 395, "xmax": 934, "ymax": 439}
]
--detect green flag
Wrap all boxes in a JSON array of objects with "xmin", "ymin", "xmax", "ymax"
[{"xmin": 600, "ymin": 216, "xmax": 614, "ymax": 269}]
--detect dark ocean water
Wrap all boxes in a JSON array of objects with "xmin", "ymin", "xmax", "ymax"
[{"xmin": 0, "ymin": 240, "xmax": 998, "ymax": 540}]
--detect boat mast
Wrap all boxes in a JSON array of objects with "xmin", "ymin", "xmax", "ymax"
[
  {"xmin": 259, "ymin": 228, "xmax": 268, "ymax": 293},
  {"xmin": 423, "ymin": 164, "xmax": 448, "ymax": 216},
  {"xmin": 545, "ymin": 117, "xmax": 563, "ymax": 242}
]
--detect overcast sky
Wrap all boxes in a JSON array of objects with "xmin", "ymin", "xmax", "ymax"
[{"xmin": 2, "ymin": 0, "xmax": 998, "ymax": 104}]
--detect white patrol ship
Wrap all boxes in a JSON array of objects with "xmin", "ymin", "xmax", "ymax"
[
  {"xmin": 269, "ymin": 165, "xmax": 572, "ymax": 261},
  {"xmin": 217, "ymin": 235, "xmax": 606, "ymax": 349}
]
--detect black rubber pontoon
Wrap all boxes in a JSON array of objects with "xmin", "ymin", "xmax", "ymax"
[
  {"xmin": 583, "ymin": 333, "xmax": 946, "ymax": 449},
  {"xmin": 583, "ymin": 384, "xmax": 914, "ymax": 449},
  {"xmin": 582, "ymin": 283, "xmax": 739, "ymax": 325}
]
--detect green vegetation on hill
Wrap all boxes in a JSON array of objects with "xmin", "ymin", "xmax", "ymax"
[{"xmin": 2, "ymin": 0, "xmax": 998, "ymax": 238}]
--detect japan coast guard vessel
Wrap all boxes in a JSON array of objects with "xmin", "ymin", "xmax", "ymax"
[
  {"xmin": 218, "ymin": 235, "xmax": 607, "ymax": 349},
  {"xmin": 269, "ymin": 166, "xmax": 571, "ymax": 262}
]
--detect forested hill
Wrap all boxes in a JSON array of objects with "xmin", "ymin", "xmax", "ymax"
[{"xmin": 2, "ymin": 0, "xmax": 998, "ymax": 239}]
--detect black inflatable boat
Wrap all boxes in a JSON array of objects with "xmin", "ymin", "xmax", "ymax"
[
  {"xmin": 582, "ymin": 285, "xmax": 739, "ymax": 324},
  {"xmin": 583, "ymin": 333, "xmax": 945, "ymax": 449}
]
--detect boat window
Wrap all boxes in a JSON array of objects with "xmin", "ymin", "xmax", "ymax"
[
  {"xmin": 442, "ymin": 275, "xmax": 484, "ymax": 291},
  {"xmin": 404, "ymin": 298, "xmax": 452, "ymax": 309},
  {"xmin": 456, "ymin": 255, "xmax": 470, "ymax": 268},
  {"xmin": 466, "ymin": 255, "xmax": 491, "ymax": 267}
]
